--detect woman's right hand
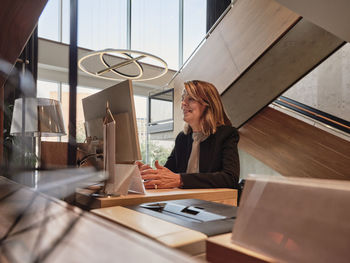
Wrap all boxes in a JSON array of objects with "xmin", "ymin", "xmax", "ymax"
[{"xmin": 135, "ymin": 161, "xmax": 152, "ymax": 171}]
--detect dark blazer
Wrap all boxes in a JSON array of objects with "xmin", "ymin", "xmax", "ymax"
[{"xmin": 164, "ymin": 125, "xmax": 240, "ymax": 189}]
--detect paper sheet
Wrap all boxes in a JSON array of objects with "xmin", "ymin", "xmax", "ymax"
[{"xmin": 105, "ymin": 164, "xmax": 145, "ymax": 195}]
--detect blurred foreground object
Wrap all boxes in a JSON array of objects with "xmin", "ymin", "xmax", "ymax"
[
  {"xmin": 230, "ymin": 175, "xmax": 350, "ymax": 263},
  {"xmin": 0, "ymin": 176, "xmax": 195, "ymax": 263}
]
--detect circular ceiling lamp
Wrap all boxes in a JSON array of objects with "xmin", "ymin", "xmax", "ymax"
[{"xmin": 78, "ymin": 49, "xmax": 168, "ymax": 81}]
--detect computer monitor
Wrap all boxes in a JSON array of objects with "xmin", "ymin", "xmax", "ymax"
[{"xmin": 82, "ymin": 80, "xmax": 141, "ymax": 163}]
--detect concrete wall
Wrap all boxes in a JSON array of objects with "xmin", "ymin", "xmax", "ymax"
[{"xmin": 284, "ymin": 43, "xmax": 350, "ymax": 122}]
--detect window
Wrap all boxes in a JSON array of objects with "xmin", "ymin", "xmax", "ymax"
[
  {"xmin": 39, "ymin": 0, "xmax": 208, "ymax": 69},
  {"xmin": 60, "ymin": 84, "xmax": 99, "ymax": 143},
  {"xmin": 78, "ymin": 0, "xmax": 127, "ymax": 50},
  {"xmin": 134, "ymin": 96, "xmax": 148, "ymax": 162},
  {"xmin": 76, "ymin": 86, "xmax": 100, "ymax": 142},
  {"xmin": 147, "ymin": 139, "xmax": 174, "ymax": 166},
  {"xmin": 38, "ymin": 0, "xmax": 61, "ymax": 41},
  {"xmin": 37, "ymin": 80, "xmax": 60, "ymax": 100},
  {"xmin": 131, "ymin": 0, "xmax": 179, "ymax": 69},
  {"xmin": 148, "ymin": 89, "xmax": 174, "ymax": 133},
  {"xmin": 183, "ymin": 0, "xmax": 207, "ymax": 63},
  {"xmin": 61, "ymin": 0, "xmax": 70, "ymax": 44}
]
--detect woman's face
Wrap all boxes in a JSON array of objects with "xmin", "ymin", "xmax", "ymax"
[{"xmin": 181, "ymin": 93, "xmax": 206, "ymax": 129}]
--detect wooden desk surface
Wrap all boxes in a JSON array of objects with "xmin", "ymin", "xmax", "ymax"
[
  {"xmin": 76, "ymin": 188, "xmax": 237, "ymax": 209},
  {"xmin": 92, "ymin": 206, "xmax": 207, "ymax": 255}
]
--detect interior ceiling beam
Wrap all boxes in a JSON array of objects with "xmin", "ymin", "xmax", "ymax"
[
  {"xmin": 222, "ymin": 18, "xmax": 345, "ymax": 128},
  {"xmin": 171, "ymin": 0, "xmax": 301, "ymax": 135},
  {"xmin": 274, "ymin": 0, "xmax": 350, "ymax": 43}
]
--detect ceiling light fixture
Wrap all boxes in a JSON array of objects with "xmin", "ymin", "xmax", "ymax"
[{"xmin": 78, "ymin": 49, "xmax": 168, "ymax": 81}]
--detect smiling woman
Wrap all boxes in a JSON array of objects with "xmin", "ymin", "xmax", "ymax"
[{"xmin": 138, "ymin": 80, "xmax": 240, "ymax": 189}]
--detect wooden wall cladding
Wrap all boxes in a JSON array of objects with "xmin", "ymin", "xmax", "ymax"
[
  {"xmin": 238, "ymin": 107, "xmax": 350, "ymax": 180},
  {"xmin": 0, "ymin": 0, "xmax": 48, "ymax": 70},
  {"xmin": 41, "ymin": 141, "xmax": 90, "ymax": 169}
]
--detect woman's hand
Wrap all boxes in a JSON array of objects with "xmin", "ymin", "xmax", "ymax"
[
  {"xmin": 141, "ymin": 160, "xmax": 182, "ymax": 189},
  {"xmin": 135, "ymin": 161, "xmax": 152, "ymax": 171}
]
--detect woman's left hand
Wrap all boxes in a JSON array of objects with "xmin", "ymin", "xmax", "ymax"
[{"xmin": 141, "ymin": 160, "xmax": 182, "ymax": 189}]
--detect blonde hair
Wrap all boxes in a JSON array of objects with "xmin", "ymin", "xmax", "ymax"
[{"xmin": 183, "ymin": 80, "xmax": 231, "ymax": 136}]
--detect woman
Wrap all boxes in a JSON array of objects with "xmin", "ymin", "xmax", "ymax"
[{"xmin": 138, "ymin": 80, "xmax": 240, "ymax": 189}]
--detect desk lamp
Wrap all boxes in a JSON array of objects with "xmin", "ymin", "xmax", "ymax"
[{"xmin": 10, "ymin": 97, "xmax": 66, "ymax": 168}]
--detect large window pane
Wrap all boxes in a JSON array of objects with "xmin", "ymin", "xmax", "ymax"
[
  {"xmin": 60, "ymin": 84, "xmax": 70, "ymax": 142},
  {"xmin": 38, "ymin": 0, "xmax": 61, "ymax": 41},
  {"xmin": 76, "ymin": 86, "xmax": 99, "ymax": 143},
  {"xmin": 134, "ymin": 96, "xmax": 148, "ymax": 162},
  {"xmin": 60, "ymin": 85, "xmax": 99, "ymax": 143},
  {"xmin": 148, "ymin": 140, "xmax": 174, "ymax": 167},
  {"xmin": 37, "ymin": 80, "xmax": 60, "ymax": 100},
  {"xmin": 183, "ymin": 0, "xmax": 206, "ymax": 63},
  {"xmin": 132, "ymin": 0, "xmax": 179, "ymax": 70},
  {"xmin": 149, "ymin": 90, "xmax": 173, "ymax": 123},
  {"xmin": 78, "ymin": 0, "xmax": 127, "ymax": 50},
  {"xmin": 62, "ymin": 0, "xmax": 70, "ymax": 44}
]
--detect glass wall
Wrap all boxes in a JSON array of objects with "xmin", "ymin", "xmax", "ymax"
[
  {"xmin": 183, "ymin": 0, "xmax": 207, "ymax": 63},
  {"xmin": 37, "ymin": 0, "xmax": 207, "ymax": 163},
  {"xmin": 134, "ymin": 96, "xmax": 148, "ymax": 162},
  {"xmin": 147, "ymin": 139, "xmax": 174, "ymax": 167},
  {"xmin": 38, "ymin": 0, "xmax": 61, "ymax": 41},
  {"xmin": 78, "ymin": 0, "xmax": 127, "ymax": 50},
  {"xmin": 149, "ymin": 90, "xmax": 173, "ymax": 124},
  {"xmin": 131, "ymin": 0, "xmax": 179, "ymax": 69},
  {"xmin": 38, "ymin": 0, "xmax": 207, "ymax": 70},
  {"xmin": 37, "ymin": 80, "xmax": 152, "ymax": 161},
  {"xmin": 37, "ymin": 80, "xmax": 60, "ymax": 100}
]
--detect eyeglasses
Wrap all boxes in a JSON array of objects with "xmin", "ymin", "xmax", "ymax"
[{"xmin": 181, "ymin": 94, "xmax": 196, "ymax": 103}]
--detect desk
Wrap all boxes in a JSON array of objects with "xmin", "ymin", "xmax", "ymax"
[
  {"xmin": 76, "ymin": 188, "xmax": 237, "ymax": 209},
  {"xmin": 92, "ymin": 206, "xmax": 207, "ymax": 256}
]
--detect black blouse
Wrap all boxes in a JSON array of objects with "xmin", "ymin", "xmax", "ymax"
[{"xmin": 164, "ymin": 125, "xmax": 240, "ymax": 189}]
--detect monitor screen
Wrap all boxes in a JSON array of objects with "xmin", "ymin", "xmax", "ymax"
[{"xmin": 82, "ymin": 80, "xmax": 141, "ymax": 163}]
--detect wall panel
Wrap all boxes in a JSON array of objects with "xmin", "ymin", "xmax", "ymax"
[{"xmin": 239, "ymin": 107, "xmax": 350, "ymax": 180}]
